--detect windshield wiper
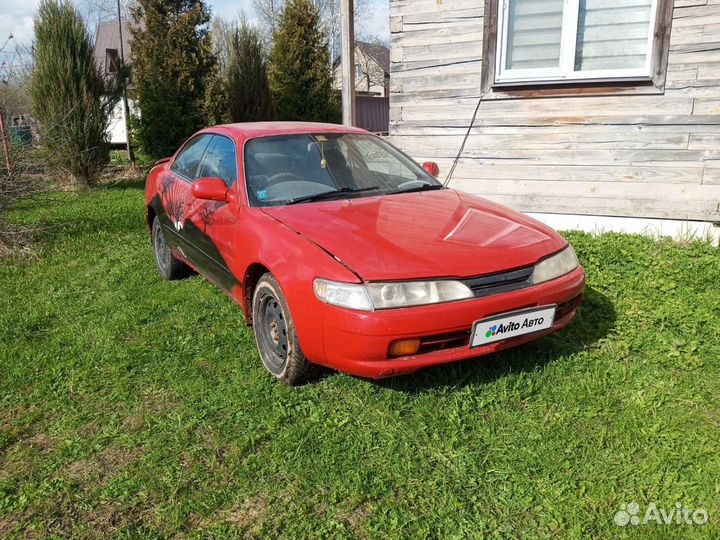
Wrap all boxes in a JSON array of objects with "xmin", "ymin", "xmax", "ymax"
[
  {"xmin": 286, "ymin": 186, "xmax": 381, "ymax": 205},
  {"xmin": 392, "ymin": 183, "xmax": 444, "ymax": 194}
]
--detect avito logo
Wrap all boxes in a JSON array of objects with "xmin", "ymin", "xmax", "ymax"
[
  {"xmin": 485, "ymin": 316, "xmax": 546, "ymax": 338},
  {"xmin": 485, "ymin": 321, "xmax": 521, "ymax": 338}
]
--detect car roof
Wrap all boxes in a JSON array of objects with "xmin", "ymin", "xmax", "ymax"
[{"xmin": 207, "ymin": 121, "xmax": 369, "ymax": 139}]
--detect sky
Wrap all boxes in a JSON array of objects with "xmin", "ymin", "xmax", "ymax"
[
  {"xmin": 1, "ymin": 0, "xmax": 38, "ymax": 46},
  {"xmin": 0, "ymin": 0, "xmax": 389, "ymax": 65},
  {"xmin": 0, "ymin": 0, "xmax": 389, "ymax": 83}
]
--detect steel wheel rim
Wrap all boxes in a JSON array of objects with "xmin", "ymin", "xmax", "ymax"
[
  {"xmin": 153, "ymin": 223, "xmax": 169, "ymax": 272},
  {"xmin": 257, "ymin": 292, "xmax": 288, "ymax": 373}
]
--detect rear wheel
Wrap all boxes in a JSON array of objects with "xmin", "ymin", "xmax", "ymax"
[
  {"xmin": 252, "ymin": 274, "xmax": 320, "ymax": 385},
  {"xmin": 151, "ymin": 216, "xmax": 190, "ymax": 280}
]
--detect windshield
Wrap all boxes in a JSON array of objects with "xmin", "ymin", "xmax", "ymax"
[{"xmin": 244, "ymin": 133, "xmax": 441, "ymax": 206}]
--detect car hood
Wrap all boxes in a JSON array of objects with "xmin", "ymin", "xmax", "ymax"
[{"xmin": 261, "ymin": 189, "xmax": 567, "ymax": 281}]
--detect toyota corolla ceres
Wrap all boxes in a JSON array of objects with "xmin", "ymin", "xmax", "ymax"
[{"xmin": 145, "ymin": 122, "xmax": 585, "ymax": 384}]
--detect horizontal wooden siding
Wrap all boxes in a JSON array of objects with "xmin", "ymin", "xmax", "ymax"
[{"xmin": 388, "ymin": 0, "xmax": 720, "ymax": 221}]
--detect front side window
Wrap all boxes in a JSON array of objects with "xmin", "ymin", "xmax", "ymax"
[
  {"xmin": 244, "ymin": 133, "xmax": 440, "ymax": 207},
  {"xmin": 198, "ymin": 136, "xmax": 238, "ymax": 186},
  {"xmin": 171, "ymin": 134, "xmax": 212, "ymax": 181},
  {"xmin": 496, "ymin": 0, "xmax": 658, "ymax": 84}
]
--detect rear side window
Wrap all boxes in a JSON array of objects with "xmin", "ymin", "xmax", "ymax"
[
  {"xmin": 198, "ymin": 136, "xmax": 238, "ymax": 186},
  {"xmin": 171, "ymin": 134, "xmax": 212, "ymax": 180}
]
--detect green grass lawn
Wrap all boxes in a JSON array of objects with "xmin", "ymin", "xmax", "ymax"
[{"xmin": 1, "ymin": 181, "xmax": 719, "ymax": 539}]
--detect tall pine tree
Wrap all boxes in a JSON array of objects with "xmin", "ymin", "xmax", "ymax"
[
  {"xmin": 226, "ymin": 20, "xmax": 274, "ymax": 123},
  {"xmin": 268, "ymin": 0, "xmax": 340, "ymax": 123},
  {"xmin": 130, "ymin": 0, "xmax": 216, "ymax": 159},
  {"xmin": 31, "ymin": 0, "xmax": 120, "ymax": 186}
]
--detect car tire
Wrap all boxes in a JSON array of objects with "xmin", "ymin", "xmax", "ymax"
[
  {"xmin": 252, "ymin": 273, "xmax": 320, "ymax": 385},
  {"xmin": 151, "ymin": 216, "xmax": 190, "ymax": 280}
]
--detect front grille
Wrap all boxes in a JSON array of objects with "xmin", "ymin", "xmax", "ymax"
[{"xmin": 462, "ymin": 266, "xmax": 534, "ymax": 298}]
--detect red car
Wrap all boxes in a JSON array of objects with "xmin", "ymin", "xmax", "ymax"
[{"xmin": 145, "ymin": 122, "xmax": 585, "ymax": 384}]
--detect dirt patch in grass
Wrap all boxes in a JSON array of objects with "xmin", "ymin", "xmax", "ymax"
[
  {"xmin": 0, "ymin": 431, "xmax": 57, "ymax": 481},
  {"xmin": 0, "ymin": 404, "xmax": 43, "ymax": 450},
  {"xmin": 338, "ymin": 500, "xmax": 373, "ymax": 537},
  {"xmin": 24, "ymin": 433, "xmax": 54, "ymax": 453},
  {"xmin": 192, "ymin": 494, "xmax": 270, "ymax": 534},
  {"xmin": 78, "ymin": 500, "xmax": 153, "ymax": 536},
  {"xmin": 226, "ymin": 496, "xmax": 269, "ymax": 529},
  {"xmin": 39, "ymin": 497, "xmax": 155, "ymax": 540},
  {"xmin": 120, "ymin": 413, "xmax": 145, "ymax": 433},
  {"xmin": 0, "ymin": 404, "xmax": 32, "ymax": 426},
  {"xmin": 0, "ymin": 510, "xmax": 42, "ymax": 540},
  {"xmin": 65, "ymin": 445, "xmax": 141, "ymax": 486}
]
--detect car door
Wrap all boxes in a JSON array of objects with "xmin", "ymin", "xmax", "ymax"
[
  {"xmin": 160, "ymin": 134, "xmax": 213, "ymax": 259},
  {"xmin": 182, "ymin": 134, "xmax": 240, "ymax": 292}
]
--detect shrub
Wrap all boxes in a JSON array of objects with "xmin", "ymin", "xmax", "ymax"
[
  {"xmin": 226, "ymin": 20, "xmax": 274, "ymax": 123},
  {"xmin": 30, "ymin": 0, "xmax": 120, "ymax": 187},
  {"xmin": 269, "ymin": 0, "xmax": 340, "ymax": 123},
  {"xmin": 130, "ymin": 0, "xmax": 216, "ymax": 160}
]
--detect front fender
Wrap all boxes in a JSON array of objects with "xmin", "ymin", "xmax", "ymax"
[{"xmin": 233, "ymin": 209, "xmax": 361, "ymax": 365}]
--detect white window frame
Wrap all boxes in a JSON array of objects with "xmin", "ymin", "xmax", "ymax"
[{"xmin": 495, "ymin": 0, "xmax": 659, "ymax": 85}]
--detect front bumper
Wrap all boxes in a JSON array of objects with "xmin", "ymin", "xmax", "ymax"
[{"xmin": 319, "ymin": 266, "xmax": 585, "ymax": 378}]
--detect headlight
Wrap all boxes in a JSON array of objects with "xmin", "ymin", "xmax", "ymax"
[
  {"xmin": 313, "ymin": 278, "xmax": 474, "ymax": 311},
  {"xmin": 532, "ymin": 246, "xmax": 579, "ymax": 284},
  {"xmin": 365, "ymin": 280, "xmax": 474, "ymax": 309},
  {"xmin": 313, "ymin": 278, "xmax": 373, "ymax": 311}
]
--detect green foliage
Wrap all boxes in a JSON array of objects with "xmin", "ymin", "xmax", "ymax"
[
  {"xmin": 130, "ymin": 0, "xmax": 216, "ymax": 160},
  {"xmin": 202, "ymin": 67, "xmax": 229, "ymax": 126},
  {"xmin": 202, "ymin": 15, "xmax": 232, "ymax": 125},
  {"xmin": 226, "ymin": 20, "xmax": 274, "ymax": 123},
  {"xmin": 2, "ymin": 182, "xmax": 720, "ymax": 538},
  {"xmin": 269, "ymin": 0, "xmax": 340, "ymax": 122},
  {"xmin": 30, "ymin": 0, "xmax": 120, "ymax": 187}
]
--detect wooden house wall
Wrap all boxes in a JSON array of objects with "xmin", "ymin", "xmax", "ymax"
[{"xmin": 388, "ymin": 0, "xmax": 720, "ymax": 221}]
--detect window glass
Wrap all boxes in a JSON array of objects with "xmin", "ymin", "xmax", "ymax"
[
  {"xmin": 198, "ymin": 136, "xmax": 238, "ymax": 186},
  {"xmin": 574, "ymin": 0, "xmax": 653, "ymax": 71},
  {"xmin": 105, "ymin": 48, "xmax": 119, "ymax": 74},
  {"xmin": 497, "ymin": 0, "xmax": 657, "ymax": 83},
  {"xmin": 505, "ymin": 0, "xmax": 564, "ymax": 70},
  {"xmin": 171, "ymin": 134, "xmax": 212, "ymax": 180},
  {"xmin": 345, "ymin": 137, "xmax": 416, "ymax": 180},
  {"xmin": 244, "ymin": 133, "xmax": 439, "ymax": 207}
]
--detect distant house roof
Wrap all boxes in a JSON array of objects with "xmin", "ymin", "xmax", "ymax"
[
  {"xmin": 93, "ymin": 19, "xmax": 133, "ymax": 73},
  {"xmin": 334, "ymin": 41, "xmax": 390, "ymax": 75}
]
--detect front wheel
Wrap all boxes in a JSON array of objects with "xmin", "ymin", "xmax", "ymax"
[{"xmin": 252, "ymin": 274, "xmax": 320, "ymax": 385}]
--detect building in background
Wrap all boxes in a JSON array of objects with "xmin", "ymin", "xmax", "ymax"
[
  {"xmin": 334, "ymin": 41, "xmax": 390, "ymax": 133},
  {"xmin": 94, "ymin": 19, "xmax": 134, "ymax": 147},
  {"xmin": 334, "ymin": 40, "xmax": 390, "ymax": 97}
]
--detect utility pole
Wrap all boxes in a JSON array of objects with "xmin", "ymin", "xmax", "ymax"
[
  {"xmin": 116, "ymin": 0, "xmax": 135, "ymax": 165},
  {"xmin": 340, "ymin": 0, "xmax": 356, "ymax": 126}
]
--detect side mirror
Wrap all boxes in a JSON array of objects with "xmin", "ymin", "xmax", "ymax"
[
  {"xmin": 423, "ymin": 161, "xmax": 440, "ymax": 177},
  {"xmin": 192, "ymin": 177, "xmax": 230, "ymax": 202}
]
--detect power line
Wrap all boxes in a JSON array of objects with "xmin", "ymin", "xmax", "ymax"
[{"xmin": 443, "ymin": 93, "xmax": 486, "ymax": 188}]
